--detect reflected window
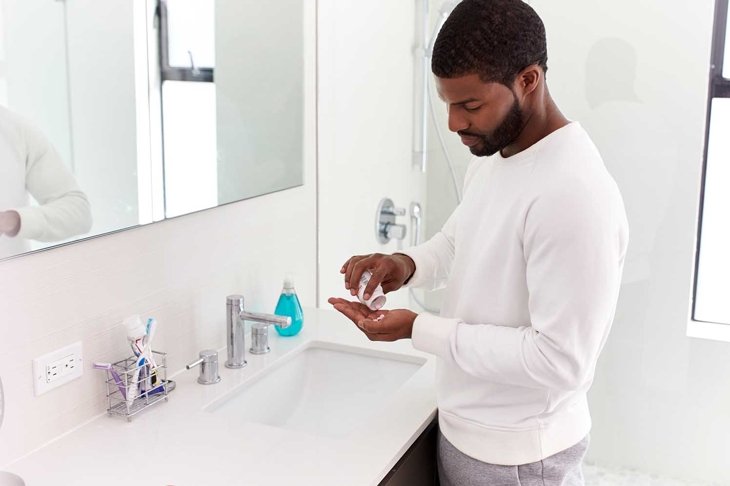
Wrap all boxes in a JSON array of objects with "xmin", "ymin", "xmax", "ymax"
[
  {"xmin": 693, "ymin": 0, "xmax": 730, "ymax": 324},
  {"xmin": 158, "ymin": 0, "xmax": 217, "ymax": 218}
]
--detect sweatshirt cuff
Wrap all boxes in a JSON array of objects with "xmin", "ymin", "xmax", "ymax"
[
  {"xmin": 412, "ymin": 313, "xmax": 459, "ymax": 360},
  {"xmin": 13, "ymin": 207, "xmax": 44, "ymax": 240},
  {"xmin": 397, "ymin": 246, "xmax": 429, "ymax": 288}
]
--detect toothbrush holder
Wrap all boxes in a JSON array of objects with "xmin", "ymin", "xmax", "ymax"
[{"xmin": 101, "ymin": 350, "xmax": 169, "ymax": 421}]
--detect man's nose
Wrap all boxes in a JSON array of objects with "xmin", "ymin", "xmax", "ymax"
[{"xmin": 447, "ymin": 107, "xmax": 468, "ymax": 133}]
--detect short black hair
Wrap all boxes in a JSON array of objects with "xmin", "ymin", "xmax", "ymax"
[{"xmin": 432, "ymin": 0, "xmax": 548, "ymax": 86}]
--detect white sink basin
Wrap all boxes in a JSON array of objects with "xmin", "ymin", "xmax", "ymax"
[
  {"xmin": 0, "ymin": 472, "xmax": 24, "ymax": 486},
  {"xmin": 206, "ymin": 341, "xmax": 426, "ymax": 438}
]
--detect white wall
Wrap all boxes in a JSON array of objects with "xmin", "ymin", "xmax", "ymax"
[
  {"xmin": 0, "ymin": 1, "xmax": 317, "ymax": 466},
  {"xmin": 528, "ymin": 1, "xmax": 728, "ymax": 482},
  {"xmin": 318, "ymin": 0, "xmax": 427, "ymax": 309}
]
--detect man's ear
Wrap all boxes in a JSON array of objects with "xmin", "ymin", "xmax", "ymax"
[{"xmin": 514, "ymin": 64, "xmax": 542, "ymax": 100}]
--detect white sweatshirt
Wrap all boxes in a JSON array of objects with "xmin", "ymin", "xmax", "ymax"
[
  {"xmin": 0, "ymin": 106, "xmax": 92, "ymax": 258},
  {"xmin": 401, "ymin": 122, "xmax": 628, "ymax": 465}
]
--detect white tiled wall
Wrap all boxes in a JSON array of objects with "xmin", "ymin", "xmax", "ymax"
[{"xmin": 316, "ymin": 0, "xmax": 428, "ymax": 310}]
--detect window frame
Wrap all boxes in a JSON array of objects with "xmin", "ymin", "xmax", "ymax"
[
  {"xmin": 156, "ymin": 0, "xmax": 214, "ymax": 83},
  {"xmin": 692, "ymin": 0, "xmax": 730, "ymax": 324}
]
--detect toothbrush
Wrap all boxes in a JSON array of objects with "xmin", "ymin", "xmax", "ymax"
[
  {"xmin": 130, "ymin": 338, "xmax": 143, "ymax": 357},
  {"xmin": 141, "ymin": 317, "xmax": 159, "ymax": 385},
  {"xmin": 138, "ymin": 359, "xmax": 148, "ymax": 395},
  {"xmin": 146, "ymin": 379, "xmax": 175, "ymax": 396},
  {"xmin": 125, "ymin": 315, "xmax": 146, "ymax": 359},
  {"xmin": 123, "ymin": 315, "xmax": 159, "ymax": 406},
  {"xmin": 146, "ymin": 317, "xmax": 156, "ymax": 338},
  {"xmin": 93, "ymin": 362, "xmax": 127, "ymax": 400},
  {"xmin": 144, "ymin": 318, "xmax": 158, "ymax": 367},
  {"xmin": 126, "ymin": 354, "xmax": 145, "ymax": 407}
]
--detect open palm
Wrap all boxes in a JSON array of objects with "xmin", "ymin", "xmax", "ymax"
[{"xmin": 328, "ymin": 298, "xmax": 417, "ymax": 342}]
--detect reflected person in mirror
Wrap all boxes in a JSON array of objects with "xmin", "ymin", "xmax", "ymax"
[
  {"xmin": 0, "ymin": 106, "xmax": 92, "ymax": 259},
  {"xmin": 329, "ymin": 0, "xmax": 628, "ymax": 484}
]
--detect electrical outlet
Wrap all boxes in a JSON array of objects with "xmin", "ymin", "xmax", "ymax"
[
  {"xmin": 33, "ymin": 342, "xmax": 83, "ymax": 396},
  {"xmin": 46, "ymin": 354, "xmax": 79, "ymax": 382}
]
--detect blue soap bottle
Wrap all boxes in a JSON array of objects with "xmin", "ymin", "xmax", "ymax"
[{"xmin": 274, "ymin": 277, "xmax": 303, "ymax": 336}]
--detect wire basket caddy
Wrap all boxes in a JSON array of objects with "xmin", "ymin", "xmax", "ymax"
[{"xmin": 102, "ymin": 350, "xmax": 169, "ymax": 421}]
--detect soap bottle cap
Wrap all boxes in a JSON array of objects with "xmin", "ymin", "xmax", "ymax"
[{"xmin": 283, "ymin": 276, "xmax": 295, "ymax": 290}]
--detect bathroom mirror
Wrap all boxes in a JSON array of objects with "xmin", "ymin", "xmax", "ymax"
[
  {"xmin": 0, "ymin": 0, "xmax": 305, "ymax": 260},
  {"xmin": 0, "ymin": 376, "xmax": 4, "ymax": 431}
]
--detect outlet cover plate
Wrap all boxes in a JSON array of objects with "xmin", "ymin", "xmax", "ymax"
[{"xmin": 33, "ymin": 341, "xmax": 83, "ymax": 396}]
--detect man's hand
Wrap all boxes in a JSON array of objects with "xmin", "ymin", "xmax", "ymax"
[
  {"xmin": 0, "ymin": 211, "xmax": 20, "ymax": 237},
  {"xmin": 328, "ymin": 297, "xmax": 417, "ymax": 342},
  {"xmin": 340, "ymin": 253, "xmax": 416, "ymax": 301}
]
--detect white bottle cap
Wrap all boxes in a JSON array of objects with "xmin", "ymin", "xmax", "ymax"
[
  {"xmin": 368, "ymin": 289, "xmax": 387, "ymax": 311},
  {"xmin": 283, "ymin": 276, "xmax": 295, "ymax": 289},
  {"xmin": 357, "ymin": 271, "xmax": 387, "ymax": 311}
]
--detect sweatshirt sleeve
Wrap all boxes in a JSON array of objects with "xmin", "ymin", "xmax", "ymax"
[
  {"xmin": 398, "ymin": 157, "xmax": 481, "ymax": 291},
  {"xmin": 397, "ymin": 206, "xmax": 458, "ymax": 291},
  {"xmin": 13, "ymin": 118, "xmax": 92, "ymax": 242},
  {"xmin": 412, "ymin": 177, "xmax": 629, "ymax": 391}
]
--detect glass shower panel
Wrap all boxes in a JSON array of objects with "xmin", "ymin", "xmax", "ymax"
[{"xmin": 694, "ymin": 98, "xmax": 730, "ymax": 324}]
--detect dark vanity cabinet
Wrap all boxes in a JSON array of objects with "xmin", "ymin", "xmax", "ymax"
[{"xmin": 379, "ymin": 419, "xmax": 439, "ymax": 486}]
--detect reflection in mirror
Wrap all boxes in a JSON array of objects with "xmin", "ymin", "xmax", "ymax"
[
  {"xmin": 159, "ymin": 0, "xmax": 217, "ymax": 218},
  {"xmin": 0, "ymin": 0, "xmax": 305, "ymax": 260}
]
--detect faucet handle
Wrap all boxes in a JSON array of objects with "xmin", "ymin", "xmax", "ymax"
[
  {"xmin": 240, "ymin": 312, "xmax": 291, "ymax": 355},
  {"xmin": 186, "ymin": 349, "xmax": 221, "ymax": 385},
  {"xmin": 384, "ymin": 222, "xmax": 407, "ymax": 241},
  {"xmin": 251, "ymin": 322, "xmax": 295, "ymax": 355},
  {"xmin": 251, "ymin": 326, "xmax": 271, "ymax": 355}
]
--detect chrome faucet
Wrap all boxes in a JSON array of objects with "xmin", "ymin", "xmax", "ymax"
[{"xmin": 225, "ymin": 295, "xmax": 291, "ymax": 368}]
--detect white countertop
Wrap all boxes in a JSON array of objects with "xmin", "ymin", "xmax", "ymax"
[{"xmin": 5, "ymin": 308, "xmax": 437, "ymax": 486}]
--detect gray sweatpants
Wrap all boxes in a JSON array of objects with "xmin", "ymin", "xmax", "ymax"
[{"xmin": 437, "ymin": 431, "xmax": 589, "ymax": 486}]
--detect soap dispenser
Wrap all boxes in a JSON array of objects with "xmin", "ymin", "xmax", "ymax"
[{"xmin": 274, "ymin": 277, "xmax": 304, "ymax": 336}]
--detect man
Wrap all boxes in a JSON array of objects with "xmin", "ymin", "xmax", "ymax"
[
  {"xmin": 328, "ymin": 0, "xmax": 629, "ymax": 484},
  {"xmin": 0, "ymin": 105, "xmax": 92, "ymax": 258}
]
